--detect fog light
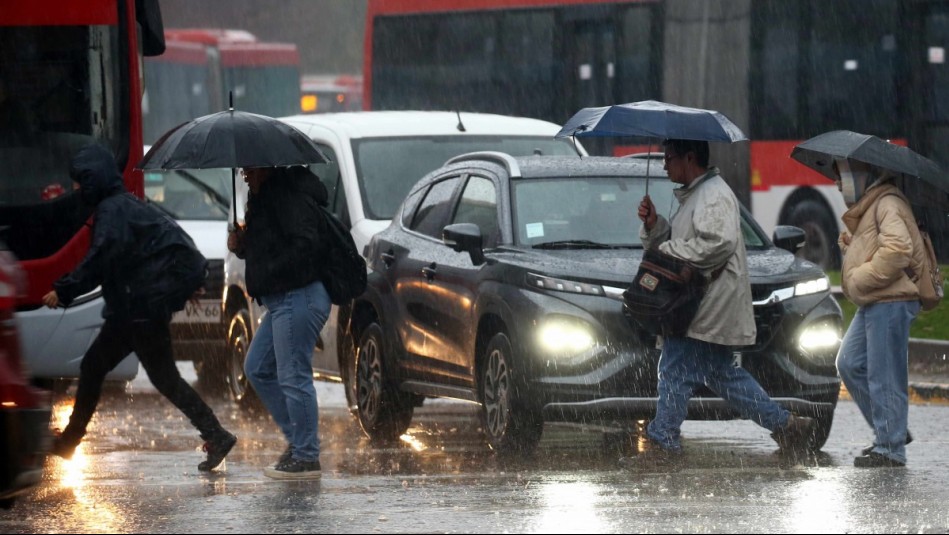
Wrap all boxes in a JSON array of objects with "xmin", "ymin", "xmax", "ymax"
[
  {"xmin": 537, "ymin": 318, "xmax": 595, "ymax": 355},
  {"xmin": 798, "ymin": 322, "xmax": 841, "ymax": 354}
]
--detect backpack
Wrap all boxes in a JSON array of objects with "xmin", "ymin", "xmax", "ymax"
[
  {"xmin": 131, "ymin": 202, "xmax": 209, "ymax": 319},
  {"xmin": 318, "ymin": 206, "xmax": 367, "ymax": 305},
  {"xmin": 913, "ymin": 225, "xmax": 944, "ymax": 311},
  {"xmin": 875, "ymin": 194, "xmax": 944, "ymax": 311}
]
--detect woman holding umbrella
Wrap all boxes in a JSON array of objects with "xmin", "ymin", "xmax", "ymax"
[
  {"xmin": 227, "ymin": 165, "xmax": 331, "ymax": 480},
  {"xmin": 833, "ymin": 159, "xmax": 926, "ymax": 468}
]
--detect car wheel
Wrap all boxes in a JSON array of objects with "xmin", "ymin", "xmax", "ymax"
[
  {"xmin": 226, "ymin": 309, "xmax": 263, "ymax": 412},
  {"xmin": 354, "ymin": 323, "xmax": 413, "ymax": 444},
  {"xmin": 479, "ymin": 332, "xmax": 543, "ymax": 455},
  {"xmin": 809, "ymin": 390, "xmax": 840, "ymax": 451},
  {"xmin": 786, "ymin": 199, "xmax": 840, "ymax": 270}
]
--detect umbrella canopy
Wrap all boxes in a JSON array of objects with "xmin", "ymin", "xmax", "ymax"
[
  {"xmin": 790, "ymin": 130, "xmax": 945, "ymax": 191},
  {"xmin": 137, "ymin": 109, "xmax": 329, "ymax": 170},
  {"xmin": 556, "ymin": 100, "xmax": 748, "ymax": 142}
]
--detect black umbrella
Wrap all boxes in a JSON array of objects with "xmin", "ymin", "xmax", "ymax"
[
  {"xmin": 137, "ymin": 106, "xmax": 330, "ymax": 227},
  {"xmin": 556, "ymin": 100, "xmax": 748, "ymax": 142},
  {"xmin": 790, "ymin": 130, "xmax": 949, "ymax": 209}
]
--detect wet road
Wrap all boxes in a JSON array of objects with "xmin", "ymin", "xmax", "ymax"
[{"xmin": 2, "ymin": 367, "xmax": 949, "ymax": 533}]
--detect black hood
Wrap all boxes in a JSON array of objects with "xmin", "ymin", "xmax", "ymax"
[{"xmin": 70, "ymin": 145, "xmax": 126, "ymax": 207}]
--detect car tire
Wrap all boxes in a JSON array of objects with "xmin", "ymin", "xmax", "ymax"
[
  {"xmin": 479, "ymin": 332, "xmax": 543, "ymax": 456},
  {"xmin": 354, "ymin": 323, "xmax": 413, "ymax": 444},
  {"xmin": 809, "ymin": 390, "xmax": 840, "ymax": 451},
  {"xmin": 226, "ymin": 309, "xmax": 264, "ymax": 412},
  {"xmin": 786, "ymin": 199, "xmax": 840, "ymax": 270}
]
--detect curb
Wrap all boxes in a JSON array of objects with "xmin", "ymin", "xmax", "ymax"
[{"xmin": 908, "ymin": 338, "xmax": 948, "ymax": 403}]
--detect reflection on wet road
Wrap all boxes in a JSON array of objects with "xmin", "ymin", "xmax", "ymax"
[{"xmin": 3, "ymin": 376, "xmax": 949, "ymax": 533}]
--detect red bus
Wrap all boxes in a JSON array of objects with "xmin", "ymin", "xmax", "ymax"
[
  {"xmin": 142, "ymin": 28, "xmax": 302, "ymax": 145},
  {"xmin": 365, "ymin": 0, "xmax": 949, "ymax": 269},
  {"xmin": 0, "ymin": 0, "xmax": 164, "ymax": 381}
]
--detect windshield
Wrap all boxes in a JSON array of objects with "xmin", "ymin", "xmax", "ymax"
[
  {"xmin": 353, "ymin": 135, "xmax": 578, "ymax": 220},
  {"xmin": 513, "ymin": 176, "xmax": 768, "ymax": 249},
  {"xmin": 0, "ymin": 23, "xmax": 125, "ymax": 260},
  {"xmin": 144, "ymin": 169, "xmax": 231, "ymax": 221}
]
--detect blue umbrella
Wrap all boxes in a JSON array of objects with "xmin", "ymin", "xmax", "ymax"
[{"xmin": 556, "ymin": 100, "xmax": 748, "ymax": 142}]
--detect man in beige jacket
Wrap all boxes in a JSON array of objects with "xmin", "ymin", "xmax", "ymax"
[
  {"xmin": 835, "ymin": 159, "xmax": 925, "ymax": 468},
  {"xmin": 624, "ymin": 139, "xmax": 816, "ymax": 464}
]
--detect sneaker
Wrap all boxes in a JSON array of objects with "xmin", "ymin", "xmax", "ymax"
[
  {"xmin": 854, "ymin": 451, "xmax": 905, "ymax": 468},
  {"xmin": 49, "ymin": 432, "xmax": 79, "ymax": 460},
  {"xmin": 263, "ymin": 457, "xmax": 321, "ymax": 480},
  {"xmin": 861, "ymin": 431, "xmax": 913, "ymax": 456},
  {"xmin": 277, "ymin": 445, "xmax": 293, "ymax": 466},
  {"xmin": 771, "ymin": 414, "xmax": 816, "ymax": 451},
  {"xmin": 198, "ymin": 431, "xmax": 237, "ymax": 472}
]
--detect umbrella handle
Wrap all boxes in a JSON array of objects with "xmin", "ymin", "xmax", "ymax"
[{"xmin": 231, "ymin": 167, "xmax": 238, "ymax": 229}]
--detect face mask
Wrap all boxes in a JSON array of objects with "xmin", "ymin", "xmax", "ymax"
[{"xmin": 836, "ymin": 158, "xmax": 870, "ymax": 205}]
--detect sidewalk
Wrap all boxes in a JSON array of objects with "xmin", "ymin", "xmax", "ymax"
[{"xmin": 908, "ymin": 337, "xmax": 949, "ymax": 403}]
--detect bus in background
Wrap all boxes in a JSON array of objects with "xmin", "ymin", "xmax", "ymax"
[
  {"xmin": 364, "ymin": 0, "xmax": 949, "ymax": 269},
  {"xmin": 0, "ymin": 0, "xmax": 165, "ymax": 382},
  {"xmin": 299, "ymin": 74, "xmax": 363, "ymax": 114},
  {"xmin": 143, "ymin": 28, "xmax": 301, "ymax": 145}
]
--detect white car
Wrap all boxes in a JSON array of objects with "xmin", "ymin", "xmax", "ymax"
[
  {"xmin": 221, "ymin": 110, "xmax": 583, "ymax": 409},
  {"xmin": 142, "ymin": 164, "xmax": 232, "ymax": 388}
]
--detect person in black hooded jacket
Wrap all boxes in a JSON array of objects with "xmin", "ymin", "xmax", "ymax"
[
  {"xmin": 227, "ymin": 165, "xmax": 331, "ymax": 480},
  {"xmin": 42, "ymin": 144, "xmax": 237, "ymax": 472}
]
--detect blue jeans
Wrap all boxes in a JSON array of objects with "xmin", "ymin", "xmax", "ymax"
[
  {"xmin": 837, "ymin": 300, "xmax": 919, "ymax": 464},
  {"xmin": 647, "ymin": 337, "xmax": 790, "ymax": 451},
  {"xmin": 245, "ymin": 280, "xmax": 331, "ymax": 462}
]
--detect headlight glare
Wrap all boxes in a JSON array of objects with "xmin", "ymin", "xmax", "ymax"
[
  {"xmin": 537, "ymin": 319, "xmax": 595, "ymax": 355},
  {"xmin": 798, "ymin": 322, "xmax": 841, "ymax": 354}
]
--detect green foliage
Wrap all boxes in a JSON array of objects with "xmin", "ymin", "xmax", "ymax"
[{"xmin": 827, "ymin": 268, "xmax": 949, "ymax": 340}]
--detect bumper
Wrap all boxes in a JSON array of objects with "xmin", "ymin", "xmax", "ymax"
[
  {"xmin": 0, "ymin": 406, "xmax": 52, "ymax": 500},
  {"xmin": 543, "ymin": 396, "xmax": 835, "ymax": 423}
]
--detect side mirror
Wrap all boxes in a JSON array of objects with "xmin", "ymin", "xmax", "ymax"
[
  {"xmin": 773, "ymin": 225, "xmax": 807, "ymax": 254},
  {"xmin": 442, "ymin": 223, "xmax": 485, "ymax": 265}
]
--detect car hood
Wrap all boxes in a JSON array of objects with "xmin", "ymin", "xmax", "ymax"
[{"xmin": 506, "ymin": 246, "xmax": 825, "ymax": 286}]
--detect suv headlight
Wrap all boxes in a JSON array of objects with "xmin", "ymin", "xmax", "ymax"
[
  {"xmin": 526, "ymin": 273, "xmax": 606, "ymax": 296},
  {"xmin": 794, "ymin": 277, "xmax": 830, "ymax": 297},
  {"xmin": 537, "ymin": 317, "xmax": 596, "ymax": 356}
]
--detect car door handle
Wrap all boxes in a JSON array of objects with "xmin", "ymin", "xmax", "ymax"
[
  {"xmin": 381, "ymin": 250, "xmax": 395, "ymax": 268},
  {"xmin": 421, "ymin": 264, "xmax": 437, "ymax": 281}
]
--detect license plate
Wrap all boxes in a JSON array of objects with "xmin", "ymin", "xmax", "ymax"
[{"xmin": 172, "ymin": 299, "xmax": 221, "ymax": 324}]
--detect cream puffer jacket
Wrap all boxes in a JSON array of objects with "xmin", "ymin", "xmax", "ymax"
[{"xmin": 839, "ymin": 182, "xmax": 925, "ymax": 307}]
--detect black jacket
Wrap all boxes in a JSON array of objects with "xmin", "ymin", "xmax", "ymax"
[
  {"xmin": 54, "ymin": 144, "xmax": 207, "ymax": 320},
  {"xmin": 239, "ymin": 167, "xmax": 329, "ymax": 298}
]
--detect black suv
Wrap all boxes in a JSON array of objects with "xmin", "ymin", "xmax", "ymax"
[{"xmin": 344, "ymin": 153, "xmax": 843, "ymax": 455}]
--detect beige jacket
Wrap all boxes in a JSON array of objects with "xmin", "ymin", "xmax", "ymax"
[
  {"xmin": 839, "ymin": 182, "xmax": 925, "ymax": 306},
  {"xmin": 640, "ymin": 168, "xmax": 756, "ymax": 346}
]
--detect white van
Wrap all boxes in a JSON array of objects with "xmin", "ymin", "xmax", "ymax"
[{"xmin": 219, "ymin": 111, "xmax": 582, "ymax": 408}]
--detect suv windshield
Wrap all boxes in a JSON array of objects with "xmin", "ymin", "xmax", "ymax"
[
  {"xmin": 513, "ymin": 176, "xmax": 767, "ymax": 249},
  {"xmin": 353, "ymin": 135, "xmax": 578, "ymax": 220}
]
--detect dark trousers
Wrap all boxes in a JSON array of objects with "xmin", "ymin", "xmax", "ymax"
[{"xmin": 60, "ymin": 317, "xmax": 225, "ymax": 445}]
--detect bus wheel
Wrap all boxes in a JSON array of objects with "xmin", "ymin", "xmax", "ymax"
[{"xmin": 787, "ymin": 199, "xmax": 840, "ymax": 270}]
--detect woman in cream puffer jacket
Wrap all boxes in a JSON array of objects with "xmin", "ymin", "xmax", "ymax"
[{"xmin": 837, "ymin": 177, "xmax": 924, "ymax": 468}]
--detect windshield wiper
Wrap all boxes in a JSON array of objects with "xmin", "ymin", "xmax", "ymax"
[
  {"xmin": 175, "ymin": 170, "xmax": 230, "ymax": 209},
  {"xmin": 532, "ymin": 239, "xmax": 640, "ymax": 250}
]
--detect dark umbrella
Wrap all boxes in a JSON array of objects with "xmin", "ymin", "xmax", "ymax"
[
  {"xmin": 556, "ymin": 100, "xmax": 748, "ymax": 142},
  {"xmin": 137, "ymin": 106, "xmax": 329, "ymax": 226},
  {"xmin": 790, "ymin": 130, "xmax": 949, "ymax": 209}
]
